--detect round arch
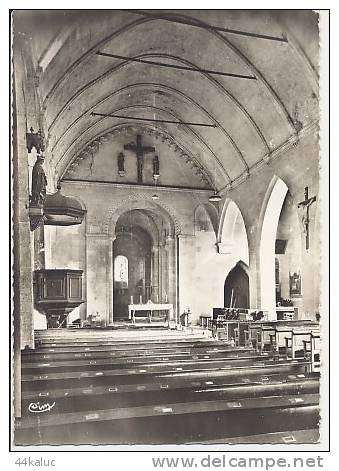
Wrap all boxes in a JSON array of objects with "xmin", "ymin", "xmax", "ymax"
[{"xmin": 105, "ymin": 195, "xmax": 182, "ymax": 237}]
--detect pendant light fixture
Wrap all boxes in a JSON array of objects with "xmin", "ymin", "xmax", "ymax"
[
  {"xmin": 151, "ymin": 170, "xmax": 159, "ymax": 200},
  {"xmin": 209, "ymin": 190, "xmax": 222, "ymax": 202},
  {"xmin": 209, "ymin": 156, "xmax": 222, "ymax": 202}
]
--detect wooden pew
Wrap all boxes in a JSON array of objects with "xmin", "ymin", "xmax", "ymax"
[
  {"xmin": 285, "ymin": 327, "xmax": 320, "ymax": 365},
  {"xmin": 303, "ymin": 332, "xmax": 320, "ymax": 373},
  {"xmin": 249, "ymin": 320, "xmax": 318, "ymax": 355},
  {"xmin": 270, "ymin": 321, "xmax": 318, "ymax": 356},
  {"xmin": 16, "ymin": 330, "xmax": 320, "ymax": 445}
]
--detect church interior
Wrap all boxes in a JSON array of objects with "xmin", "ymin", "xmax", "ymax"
[{"xmin": 12, "ymin": 9, "xmax": 322, "ymax": 445}]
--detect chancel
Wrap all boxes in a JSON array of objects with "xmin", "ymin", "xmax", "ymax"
[{"xmin": 12, "ymin": 9, "xmax": 323, "ymax": 446}]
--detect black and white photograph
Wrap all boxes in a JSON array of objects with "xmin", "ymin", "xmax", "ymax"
[{"xmin": 10, "ymin": 8, "xmax": 328, "ymax": 448}]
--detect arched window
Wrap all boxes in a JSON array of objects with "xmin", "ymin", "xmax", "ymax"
[{"xmin": 114, "ymin": 255, "xmax": 128, "ymax": 287}]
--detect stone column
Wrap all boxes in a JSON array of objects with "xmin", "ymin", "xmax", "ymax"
[
  {"xmin": 159, "ymin": 243, "xmax": 168, "ymax": 302},
  {"xmin": 86, "ymin": 233, "xmax": 114, "ymax": 325},
  {"xmin": 13, "ymin": 67, "xmax": 35, "ymax": 352},
  {"xmin": 12, "ymin": 46, "xmax": 37, "ymax": 418},
  {"xmin": 177, "ymin": 234, "xmax": 195, "ymax": 319},
  {"xmin": 166, "ymin": 236, "xmax": 177, "ymax": 321},
  {"xmin": 246, "ymin": 226, "xmax": 260, "ymax": 310},
  {"xmin": 151, "ymin": 246, "xmax": 160, "ymax": 302}
]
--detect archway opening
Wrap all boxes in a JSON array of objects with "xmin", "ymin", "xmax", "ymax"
[
  {"xmin": 224, "ymin": 263, "xmax": 249, "ymax": 309},
  {"xmin": 219, "ymin": 200, "xmax": 249, "ymax": 265},
  {"xmin": 259, "ymin": 177, "xmax": 304, "ymax": 319},
  {"xmin": 113, "ymin": 224, "xmax": 152, "ymax": 320},
  {"xmin": 112, "ymin": 207, "xmax": 177, "ymax": 322},
  {"xmin": 275, "ymin": 192, "xmax": 304, "ymax": 316}
]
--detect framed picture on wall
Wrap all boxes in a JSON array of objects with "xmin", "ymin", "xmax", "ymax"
[{"xmin": 289, "ymin": 271, "xmax": 302, "ymax": 297}]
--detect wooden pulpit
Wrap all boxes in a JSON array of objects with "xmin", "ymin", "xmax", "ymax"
[{"xmin": 34, "ymin": 269, "xmax": 85, "ymax": 328}]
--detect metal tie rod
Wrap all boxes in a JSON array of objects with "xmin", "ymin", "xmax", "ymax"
[
  {"xmin": 126, "ymin": 10, "xmax": 288, "ymax": 43},
  {"xmin": 96, "ymin": 51, "xmax": 256, "ymax": 80},
  {"xmin": 91, "ymin": 112, "xmax": 217, "ymax": 128}
]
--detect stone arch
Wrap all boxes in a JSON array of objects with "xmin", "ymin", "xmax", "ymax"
[
  {"xmin": 63, "ymin": 124, "xmax": 211, "ymax": 187},
  {"xmin": 224, "ymin": 260, "xmax": 250, "ymax": 309},
  {"xmin": 115, "ymin": 209, "xmax": 160, "ymax": 247},
  {"xmin": 258, "ymin": 176, "xmax": 288, "ymax": 318},
  {"xmin": 217, "ymin": 198, "xmax": 249, "ymax": 265},
  {"xmin": 194, "ymin": 202, "xmax": 218, "ymax": 236},
  {"xmin": 104, "ymin": 193, "xmax": 183, "ymax": 237}
]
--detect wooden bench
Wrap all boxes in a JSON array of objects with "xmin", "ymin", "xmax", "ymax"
[
  {"xmin": 269, "ymin": 321, "xmax": 318, "ymax": 355},
  {"xmin": 285, "ymin": 327, "xmax": 320, "ymax": 367}
]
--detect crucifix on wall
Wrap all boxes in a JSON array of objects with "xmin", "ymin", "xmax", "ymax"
[
  {"xmin": 124, "ymin": 134, "xmax": 155, "ymax": 183},
  {"xmin": 298, "ymin": 186, "xmax": 317, "ymax": 250}
]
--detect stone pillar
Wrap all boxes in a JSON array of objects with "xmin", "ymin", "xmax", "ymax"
[
  {"xmin": 177, "ymin": 235, "xmax": 195, "ymax": 319},
  {"xmin": 12, "ymin": 47, "xmax": 38, "ymax": 418},
  {"xmin": 166, "ymin": 236, "xmax": 177, "ymax": 321},
  {"xmin": 247, "ymin": 226, "xmax": 260, "ymax": 310},
  {"xmin": 86, "ymin": 233, "xmax": 114, "ymax": 325},
  {"xmin": 13, "ymin": 71, "xmax": 34, "ymax": 352},
  {"xmin": 151, "ymin": 246, "xmax": 160, "ymax": 302},
  {"xmin": 159, "ymin": 243, "xmax": 168, "ymax": 302}
]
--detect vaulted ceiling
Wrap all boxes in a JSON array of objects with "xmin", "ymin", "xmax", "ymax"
[{"xmin": 14, "ymin": 9, "xmax": 319, "ymax": 192}]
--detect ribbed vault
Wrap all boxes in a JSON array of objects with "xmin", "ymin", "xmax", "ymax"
[{"xmin": 14, "ymin": 10, "xmax": 319, "ymax": 191}]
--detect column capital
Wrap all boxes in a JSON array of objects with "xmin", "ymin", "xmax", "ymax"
[
  {"xmin": 86, "ymin": 232, "xmax": 115, "ymax": 243},
  {"xmin": 177, "ymin": 232, "xmax": 194, "ymax": 238}
]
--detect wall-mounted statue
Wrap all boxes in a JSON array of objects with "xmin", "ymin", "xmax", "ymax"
[
  {"xmin": 30, "ymin": 154, "xmax": 47, "ymax": 208},
  {"xmin": 26, "ymin": 127, "xmax": 45, "ymax": 154},
  {"xmin": 117, "ymin": 152, "xmax": 125, "ymax": 177}
]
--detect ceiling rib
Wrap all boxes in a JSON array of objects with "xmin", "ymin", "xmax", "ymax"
[
  {"xmin": 48, "ymin": 54, "xmax": 270, "ymax": 154},
  {"xmin": 50, "ymin": 82, "xmax": 251, "ymax": 175},
  {"xmin": 126, "ymin": 10, "xmax": 288, "ymax": 43},
  {"xmin": 42, "ymin": 16, "xmax": 294, "ymax": 135}
]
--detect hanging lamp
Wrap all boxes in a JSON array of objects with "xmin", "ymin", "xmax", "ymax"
[
  {"xmin": 209, "ymin": 190, "xmax": 222, "ymax": 202},
  {"xmin": 209, "ymin": 157, "xmax": 221, "ymax": 202}
]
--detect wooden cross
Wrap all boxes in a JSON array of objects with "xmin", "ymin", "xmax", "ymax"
[
  {"xmin": 124, "ymin": 134, "xmax": 155, "ymax": 183},
  {"xmin": 298, "ymin": 186, "xmax": 317, "ymax": 250}
]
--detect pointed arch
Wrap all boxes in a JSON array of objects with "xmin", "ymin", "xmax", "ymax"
[
  {"xmin": 259, "ymin": 176, "xmax": 288, "ymax": 318},
  {"xmin": 218, "ymin": 198, "xmax": 249, "ymax": 265}
]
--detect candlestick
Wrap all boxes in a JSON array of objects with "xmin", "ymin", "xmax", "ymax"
[
  {"xmin": 139, "ymin": 295, "xmax": 142, "ymax": 304},
  {"xmin": 131, "ymin": 295, "xmax": 133, "ymax": 304}
]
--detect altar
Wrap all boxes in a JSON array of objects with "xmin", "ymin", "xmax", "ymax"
[{"xmin": 128, "ymin": 302, "xmax": 174, "ymax": 324}]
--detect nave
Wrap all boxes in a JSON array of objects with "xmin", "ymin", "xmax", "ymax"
[{"xmin": 16, "ymin": 328, "xmax": 319, "ymax": 445}]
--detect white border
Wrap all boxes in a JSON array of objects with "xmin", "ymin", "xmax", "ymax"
[{"xmin": 2, "ymin": 2, "xmax": 335, "ymax": 469}]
